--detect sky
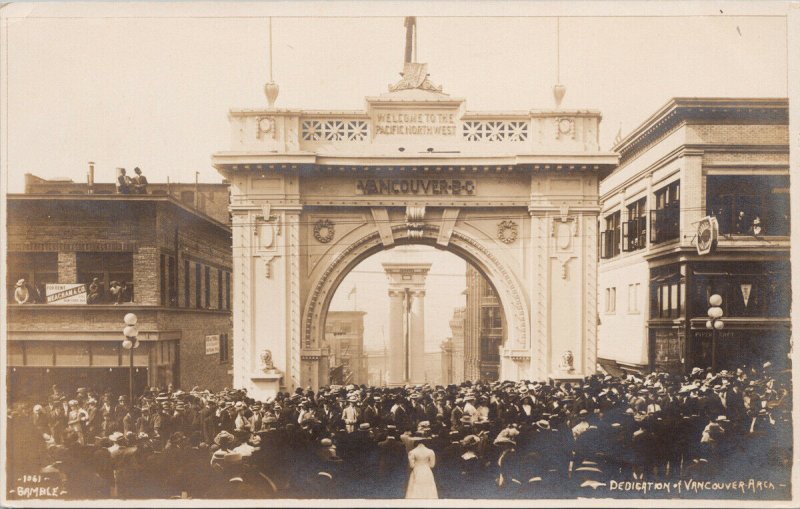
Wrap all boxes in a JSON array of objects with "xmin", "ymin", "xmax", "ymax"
[
  {"xmin": 1, "ymin": 3, "xmax": 790, "ymax": 192},
  {"xmin": 0, "ymin": 3, "xmax": 792, "ymax": 356}
]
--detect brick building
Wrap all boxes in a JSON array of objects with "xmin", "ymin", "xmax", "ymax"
[
  {"xmin": 323, "ymin": 311, "xmax": 367, "ymax": 385},
  {"xmin": 464, "ymin": 265, "xmax": 504, "ymax": 382},
  {"xmin": 6, "ymin": 173, "xmax": 233, "ymax": 400},
  {"xmin": 597, "ymin": 98, "xmax": 790, "ymax": 374},
  {"xmin": 440, "ymin": 306, "xmax": 466, "ymax": 385}
]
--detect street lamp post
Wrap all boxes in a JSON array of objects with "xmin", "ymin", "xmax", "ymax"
[
  {"xmin": 122, "ymin": 313, "xmax": 140, "ymax": 406},
  {"xmin": 706, "ymin": 294, "xmax": 724, "ymax": 372}
]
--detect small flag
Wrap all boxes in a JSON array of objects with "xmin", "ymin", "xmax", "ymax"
[
  {"xmin": 741, "ymin": 283, "xmax": 752, "ymax": 307},
  {"xmin": 347, "ymin": 285, "xmax": 357, "ymax": 299},
  {"xmin": 614, "ymin": 123, "xmax": 623, "ymax": 145}
]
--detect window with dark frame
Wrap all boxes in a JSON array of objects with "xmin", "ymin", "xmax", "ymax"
[
  {"xmin": 600, "ymin": 211, "xmax": 621, "ymax": 259},
  {"xmin": 160, "ymin": 254, "xmax": 167, "ymax": 306},
  {"xmin": 650, "ymin": 181, "xmax": 680, "ymax": 244},
  {"xmin": 217, "ymin": 269, "xmax": 223, "ymax": 309},
  {"xmin": 706, "ymin": 175, "xmax": 790, "ymax": 236},
  {"xmin": 219, "ymin": 333, "xmax": 229, "ymax": 362},
  {"xmin": 195, "ymin": 263, "xmax": 202, "ymax": 309},
  {"xmin": 204, "ymin": 265, "xmax": 211, "ymax": 309},
  {"xmin": 225, "ymin": 271, "xmax": 231, "ymax": 310},
  {"xmin": 76, "ymin": 252, "xmax": 134, "ymax": 304},
  {"xmin": 650, "ymin": 265, "xmax": 685, "ymax": 319},
  {"xmin": 623, "ymin": 197, "xmax": 647, "ymax": 252},
  {"xmin": 7, "ymin": 252, "xmax": 58, "ymax": 303},
  {"xmin": 691, "ymin": 261, "xmax": 790, "ymax": 319},
  {"xmin": 168, "ymin": 256, "xmax": 177, "ymax": 307},
  {"xmin": 184, "ymin": 259, "xmax": 190, "ymax": 307}
]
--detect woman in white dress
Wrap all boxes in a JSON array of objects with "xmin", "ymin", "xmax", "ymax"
[{"xmin": 405, "ymin": 433, "xmax": 438, "ymax": 499}]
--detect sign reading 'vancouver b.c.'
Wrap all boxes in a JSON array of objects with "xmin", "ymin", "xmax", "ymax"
[
  {"xmin": 373, "ymin": 111, "xmax": 457, "ymax": 136},
  {"xmin": 356, "ymin": 178, "xmax": 475, "ymax": 195}
]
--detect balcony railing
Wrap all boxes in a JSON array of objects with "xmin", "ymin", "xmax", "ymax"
[{"xmin": 650, "ymin": 206, "xmax": 680, "ymax": 244}]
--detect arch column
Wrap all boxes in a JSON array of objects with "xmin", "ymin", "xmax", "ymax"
[
  {"xmin": 387, "ymin": 289, "xmax": 406, "ymax": 385},
  {"xmin": 383, "ymin": 261, "xmax": 431, "ymax": 385},
  {"xmin": 409, "ymin": 290, "xmax": 426, "ymax": 384}
]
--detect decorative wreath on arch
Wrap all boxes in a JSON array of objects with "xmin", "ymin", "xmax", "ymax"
[
  {"xmin": 497, "ymin": 220, "xmax": 519, "ymax": 244},
  {"xmin": 313, "ymin": 219, "xmax": 335, "ymax": 243}
]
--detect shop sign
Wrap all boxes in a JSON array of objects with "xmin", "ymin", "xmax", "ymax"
[
  {"xmin": 373, "ymin": 111, "xmax": 457, "ymax": 136},
  {"xmin": 653, "ymin": 328, "xmax": 681, "ymax": 364},
  {"xmin": 45, "ymin": 284, "xmax": 87, "ymax": 305},
  {"xmin": 205, "ymin": 335, "xmax": 220, "ymax": 355},
  {"xmin": 355, "ymin": 178, "xmax": 475, "ymax": 196},
  {"xmin": 696, "ymin": 216, "xmax": 718, "ymax": 255}
]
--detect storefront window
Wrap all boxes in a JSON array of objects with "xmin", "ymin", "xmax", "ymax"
[
  {"xmin": 707, "ymin": 175, "xmax": 790, "ymax": 236},
  {"xmin": 650, "ymin": 264, "xmax": 684, "ymax": 319},
  {"xmin": 691, "ymin": 261, "xmax": 791, "ymax": 318}
]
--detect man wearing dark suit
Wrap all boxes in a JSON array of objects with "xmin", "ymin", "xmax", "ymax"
[
  {"xmin": 132, "ymin": 167, "xmax": 148, "ymax": 194},
  {"xmin": 116, "ymin": 168, "xmax": 132, "ymax": 194},
  {"xmin": 377, "ymin": 429, "xmax": 408, "ymax": 498}
]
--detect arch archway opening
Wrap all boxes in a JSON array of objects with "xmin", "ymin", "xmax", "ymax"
[{"xmin": 318, "ymin": 241, "xmax": 508, "ymax": 387}]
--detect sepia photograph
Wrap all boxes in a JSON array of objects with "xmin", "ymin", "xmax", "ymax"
[{"xmin": 1, "ymin": 1, "xmax": 798, "ymax": 507}]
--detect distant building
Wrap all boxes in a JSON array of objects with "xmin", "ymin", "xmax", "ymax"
[
  {"xmin": 323, "ymin": 311, "xmax": 366, "ymax": 385},
  {"xmin": 598, "ymin": 98, "xmax": 790, "ymax": 374},
  {"xmin": 440, "ymin": 306, "xmax": 465, "ymax": 384},
  {"xmin": 7, "ymin": 173, "xmax": 233, "ymax": 400},
  {"xmin": 464, "ymin": 265, "xmax": 503, "ymax": 382}
]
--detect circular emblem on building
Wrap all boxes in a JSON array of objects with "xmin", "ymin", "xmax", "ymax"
[
  {"xmin": 313, "ymin": 219, "xmax": 335, "ymax": 243},
  {"xmin": 696, "ymin": 216, "xmax": 718, "ymax": 255},
  {"xmin": 256, "ymin": 116, "xmax": 276, "ymax": 139},
  {"xmin": 497, "ymin": 220, "xmax": 518, "ymax": 244},
  {"xmin": 556, "ymin": 117, "xmax": 575, "ymax": 139}
]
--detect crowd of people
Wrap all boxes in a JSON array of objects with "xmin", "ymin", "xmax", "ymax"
[{"xmin": 7, "ymin": 365, "xmax": 792, "ymax": 500}]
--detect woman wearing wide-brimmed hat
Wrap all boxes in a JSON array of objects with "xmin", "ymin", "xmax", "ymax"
[
  {"xmin": 405, "ymin": 422, "xmax": 438, "ymax": 499},
  {"xmin": 14, "ymin": 279, "xmax": 31, "ymax": 304}
]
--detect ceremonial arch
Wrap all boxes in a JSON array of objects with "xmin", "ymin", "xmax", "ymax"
[{"xmin": 213, "ymin": 63, "xmax": 617, "ymax": 399}]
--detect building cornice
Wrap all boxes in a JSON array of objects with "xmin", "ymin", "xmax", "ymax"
[
  {"xmin": 613, "ymin": 97, "xmax": 788, "ymax": 165},
  {"xmin": 213, "ymin": 153, "xmax": 619, "ymax": 172},
  {"xmin": 7, "ymin": 194, "xmax": 231, "ymax": 233},
  {"xmin": 601, "ymin": 143, "xmax": 789, "ymax": 198}
]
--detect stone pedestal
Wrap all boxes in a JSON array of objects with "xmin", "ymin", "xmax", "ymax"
[{"xmin": 249, "ymin": 372, "xmax": 283, "ymax": 399}]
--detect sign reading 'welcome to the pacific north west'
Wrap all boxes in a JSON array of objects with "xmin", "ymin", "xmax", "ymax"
[
  {"xmin": 355, "ymin": 178, "xmax": 475, "ymax": 195},
  {"xmin": 373, "ymin": 111, "xmax": 458, "ymax": 136}
]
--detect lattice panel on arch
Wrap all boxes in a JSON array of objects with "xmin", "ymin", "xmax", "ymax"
[
  {"xmin": 301, "ymin": 119, "xmax": 369, "ymax": 141},
  {"xmin": 463, "ymin": 120, "xmax": 529, "ymax": 142}
]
